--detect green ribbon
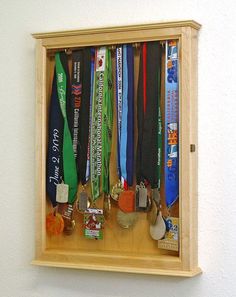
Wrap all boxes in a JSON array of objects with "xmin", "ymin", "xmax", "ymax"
[
  {"xmin": 55, "ymin": 52, "xmax": 78, "ymax": 204},
  {"xmin": 102, "ymin": 49, "xmax": 113, "ymax": 194},
  {"xmin": 90, "ymin": 48, "xmax": 105, "ymax": 201}
]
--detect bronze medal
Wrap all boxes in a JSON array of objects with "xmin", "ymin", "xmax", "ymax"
[
  {"xmin": 59, "ymin": 203, "xmax": 76, "ymax": 235},
  {"xmin": 118, "ymin": 190, "xmax": 135, "ymax": 213},
  {"xmin": 46, "ymin": 211, "xmax": 64, "ymax": 236}
]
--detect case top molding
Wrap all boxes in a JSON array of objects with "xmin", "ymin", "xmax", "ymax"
[{"xmin": 32, "ymin": 20, "xmax": 201, "ymax": 39}]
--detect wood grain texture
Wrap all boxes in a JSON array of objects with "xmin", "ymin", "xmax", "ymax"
[{"xmin": 32, "ymin": 21, "xmax": 201, "ymax": 276}]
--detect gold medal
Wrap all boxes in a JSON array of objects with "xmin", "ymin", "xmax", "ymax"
[
  {"xmin": 46, "ymin": 211, "xmax": 64, "ymax": 236},
  {"xmin": 111, "ymin": 181, "xmax": 124, "ymax": 201},
  {"xmin": 116, "ymin": 209, "xmax": 138, "ymax": 229}
]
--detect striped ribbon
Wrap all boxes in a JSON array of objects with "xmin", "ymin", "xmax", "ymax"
[{"xmin": 90, "ymin": 47, "xmax": 106, "ymax": 201}]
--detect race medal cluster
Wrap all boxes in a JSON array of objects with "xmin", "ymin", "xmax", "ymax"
[{"xmin": 45, "ymin": 40, "xmax": 180, "ymax": 249}]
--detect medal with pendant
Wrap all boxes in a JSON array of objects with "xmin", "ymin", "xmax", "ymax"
[
  {"xmin": 116, "ymin": 45, "xmax": 137, "ymax": 228},
  {"xmin": 83, "ymin": 46, "xmax": 112, "ymax": 240},
  {"xmin": 101, "ymin": 46, "xmax": 113, "ymax": 221},
  {"xmin": 45, "ymin": 55, "xmax": 66, "ymax": 236},
  {"xmin": 55, "ymin": 52, "xmax": 78, "ymax": 235},
  {"xmin": 135, "ymin": 182, "xmax": 151, "ymax": 212},
  {"xmin": 76, "ymin": 185, "xmax": 90, "ymax": 213},
  {"xmin": 55, "ymin": 181, "xmax": 76, "ymax": 236}
]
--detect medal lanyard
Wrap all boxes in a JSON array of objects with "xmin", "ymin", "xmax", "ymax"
[
  {"xmin": 120, "ymin": 45, "xmax": 128, "ymax": 188},
  {"xmin": 86, "ymin": 48, "xmax": 95, "ymax": 182},
  {"xmin": 55, "ymin": 52, "xmax": 78, "ymax": 204},
  {"xmin": 164, "ymin": 40, "xmax": 179, "ymax": 208},
  {"xmin": 126, "ymin": 44, "xmax": 134, "ymax": 187},
  {"xmin": 77, "ymin": 48, "xmax": 91, "ymax": 186},
  {"xmin": 115, "ymin": 46, "xmax": 122, "ymax": 180},
  {"xmin": 119, "ymin": 44, "xmax": 135, "ymax": 189},
  {"xmin": 46, "ymin": 70, "xmax": 64, "ymax": 207},
  {"xmin": 101, "ymin": 48, "xmax": 113, "ymax": 194},
  {"xmin": 90, "ymin": 47, "xmax": 106, "ymax": 201},
  {"xmin": 137, "ymin": 42, "xmax": 162, "ymax": 189}
]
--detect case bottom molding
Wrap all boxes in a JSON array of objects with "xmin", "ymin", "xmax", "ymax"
[{"xmin": 31, "ymin": 250, "xmax": 202, "ymax": 277}]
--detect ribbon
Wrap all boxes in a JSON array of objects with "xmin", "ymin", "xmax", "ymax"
[
  {"xmin": 77, "ymin": 48, "xmax": 91, "ymax": 185},
  {"xmin": 85, "ymin": 48, "xmax": 95, "ymax": 182},
  {"xmin": 46, "ymin": 69, "xmax": 64, "ymax": 207},
  {"xmin": 55, "ymin": 52, "xmax": 78, "ymax": 204},
  {"xmin": 164, "ymin": 40, "xmax": 179, "ymax": 207},
  {"xmin": 90, "ymin": 47, "xmax": 106, "ymax": 200},
  {"xmin": 71, "ymin": 50, "xmax": 82, "ymax": 163},
  {"xmin": 137, "ymin": 42, "xmax": 162, "ymax": 189},
  {"xmin": 101, "ymin": 48, "xmax": 113, "ymax": 194},
  {"xmin": 120, "ymin": 45, "xmax": 128, "ymax": 188},
  {"xmin": 126, "ymin": 45, "xmax": 134, "ymax": 187},
  {"xmin": 115, "ymin": 46, "xmax": 123, "ymax": 179}
]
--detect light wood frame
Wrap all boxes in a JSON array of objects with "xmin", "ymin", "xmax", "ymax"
[{"xmin": 32, "ymin": 20, "xmax": 201, "ymax": 277}]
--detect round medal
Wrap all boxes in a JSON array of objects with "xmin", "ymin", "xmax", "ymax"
[
  {"xmin": 46, "ymin": 212, "xmax": 64, "ymax": 235},
  {"xmin": 116, "ymin": 209, "xmax": 138, "ymax": 229}
]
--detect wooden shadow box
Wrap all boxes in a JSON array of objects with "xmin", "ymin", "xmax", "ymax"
[{"xmin": 32, "ymin": 20, "xmax": 201, "ymax": 277}]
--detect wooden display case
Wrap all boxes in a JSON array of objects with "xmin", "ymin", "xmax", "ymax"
[{"xmin": 32, "ymin": 20, "xmax": 201, "ymax": 277}]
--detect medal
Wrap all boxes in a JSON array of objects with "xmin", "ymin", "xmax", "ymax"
[
  {"xmin": 158, "ymin": 217, "xmax": 179, "ymax": 251},
  {"xmin": 149, "ymin": 211, "xmax": 166, "ymax": 240},
  {"xmin": 111, "ymin": 181, "xmax": 124, "ymax": 201},
  {"xmin": 63, "ymin": 219, "xmax": 76, "ymax": 236},
  {"xmin": 84, "ymin": 208, "xmax": 104, "ymax": 240},
  {"xmin": 118, "ymin": 190, "xmax": 135, "ymax": 213},
  {"xmin": 46, "ymin": 211, "xmax": 64, "ymax": 236},
  {"xmin": 59, "ymin": 203, "xmax": 76, "ymax": 235},
  {"xmin": 56, "ymin": 182, "xmax": 69, "ymax": 203},
  {"xmin": 76, "ymin": 185, "xmax": 90, "ymax": 213},
  {"xmin": 147, "ymin": 198, "xmax": 158, "ymax": 225},
  {"xmin": 116, "ymin": 209, "xmax": 138, "ymax": 229},
  {"xmin": 135, "ymin": 183, "xmax": 151, "ymax": 212}
]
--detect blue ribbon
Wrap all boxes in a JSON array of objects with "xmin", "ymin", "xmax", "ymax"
[
  {"xmin": 120, "ymin": 45, "xmax": 128, "ymax": 182},
  {"xmin": 164, "ymin": 41, "xmax": 179, "ymax": 208},
  {"xmin": 126, "ymin": 45, "xmax": 134, "ymax": 186}
]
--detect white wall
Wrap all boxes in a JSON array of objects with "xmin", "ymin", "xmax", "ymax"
[{"xmin": 1, "ymin": 0, "xmax": 236, "ymax": 296}]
